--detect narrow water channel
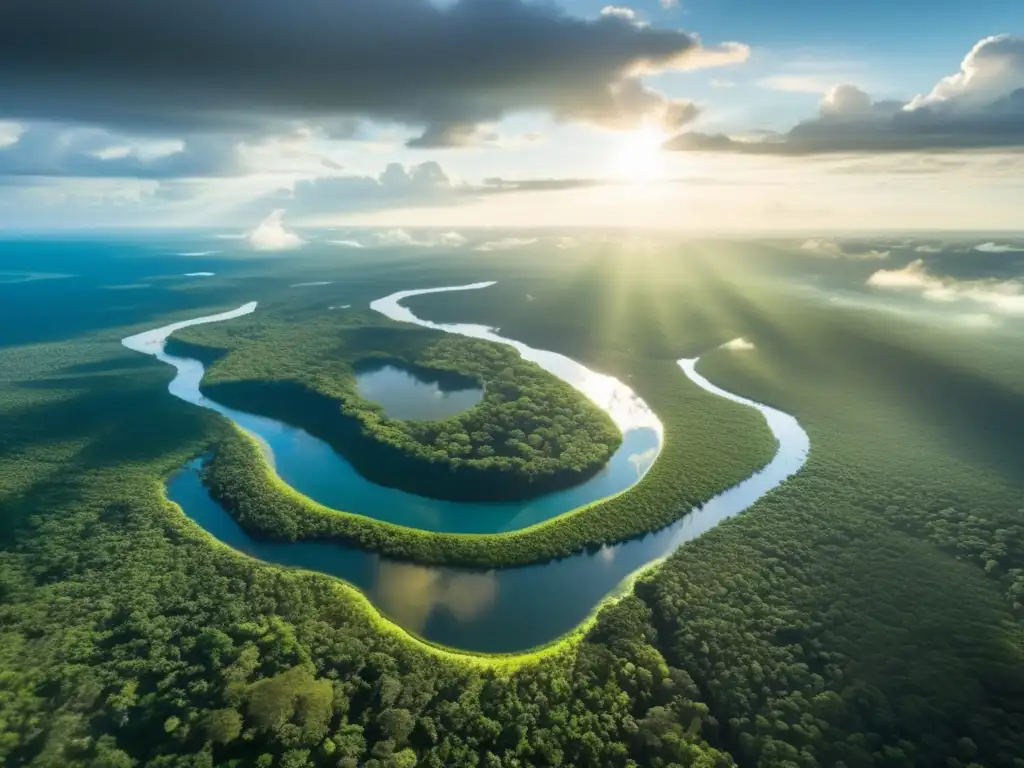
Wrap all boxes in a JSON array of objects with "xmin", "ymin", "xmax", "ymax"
[{"xmin": 125, "ymin": 284, "xmax": 809, "ymax": 653}]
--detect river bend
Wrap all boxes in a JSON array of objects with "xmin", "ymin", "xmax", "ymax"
[{"xmin": 123, "ymin": 285, "xmax": 809, "ymax": 652}]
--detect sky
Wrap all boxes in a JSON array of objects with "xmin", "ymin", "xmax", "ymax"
[{"xmin": 0, "ymin": 0, "xmax": 1022, "ymax": 233}]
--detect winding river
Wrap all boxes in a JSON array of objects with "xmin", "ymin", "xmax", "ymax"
[
  {"xmin": 126, "ymin": 284, "xmax": 662, "ymax": 535},
  {"xmin": 123, "ymin": 284, "xmax": 809, "ymax": 653}
]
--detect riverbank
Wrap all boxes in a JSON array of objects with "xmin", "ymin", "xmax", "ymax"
[{"xmin": 168, "ymin": 300, "xmax": 623, "ymax": 503}]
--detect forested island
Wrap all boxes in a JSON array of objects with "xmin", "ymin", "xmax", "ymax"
[
  {"xmin": 167, "ymin": 312, "xmax": 621, "ymax": 502},
  {"xmin": 197, "ymin": 349, "xmax": 777, "ymax": 566}
]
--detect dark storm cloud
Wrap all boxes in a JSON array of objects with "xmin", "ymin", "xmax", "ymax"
[
  {"xmin": 405, "ymin": 123, "xmax": 501, "ymax": 149},
  {"xmin": 665, "ymin": 35, "xmax": 1024, "ymax": 155},
  {"xmin": 0, "ymin": 0, "xmax": 743, "ymax": 146}
]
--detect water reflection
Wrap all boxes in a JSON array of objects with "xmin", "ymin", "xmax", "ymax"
[
  {"xmin": 370, "ymin": 284, "xmax": 663, "ymax": 437},
  {"xmin": 355, "ymin": 362, "xmax": 484, "ymax": 421},
  {"xmin": 375, "ymin": 561, "xmax": 499, "ymax": 632}
]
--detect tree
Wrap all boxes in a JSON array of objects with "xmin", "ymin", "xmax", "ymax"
[{"xmin": 202, "ymin": 708, "xmax": 242, "ymax": 745}]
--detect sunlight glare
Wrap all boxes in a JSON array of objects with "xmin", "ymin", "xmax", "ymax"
[{"xmin": 612, "ymin": 125, "xmax": 668, "ymax": 180}]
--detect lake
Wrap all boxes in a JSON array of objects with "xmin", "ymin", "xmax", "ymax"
[{"xmin": 354, "ymin": 361, "xmax": 484, "ymax": 421}]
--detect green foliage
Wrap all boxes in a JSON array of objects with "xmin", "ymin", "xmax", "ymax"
[
  {"xmin": 5, "ymin": 242, "xmax": 1024, "ymax": 768},
  {"xmin": 201, "ymin": 351, "xmax": 776, "ymax": 567},
  {"xmin": 245, "ymin": 664, "xmax": 333, "ymax": 746},
  {"xmin": 201, "ymin": 708, "xmax": 242, "ymax": 745},
  {"xmin": 171, "ymin": 315, "xmax": 622, "ymax": 501}
]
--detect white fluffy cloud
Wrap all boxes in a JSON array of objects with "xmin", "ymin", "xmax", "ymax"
[
  {"xmin": 721, "ymin": 337, "xmax": 755, "ymax": 351},
  {"xmin": 248, "ymin": 209, "xmax": 305, "ymax": 251},
  {"xmin": 867, "ymin": 259, "xmax": 1024, "ymax": 314},
  {"xmin": 0, "ymin": 121, "xmax": 23, "ymax": 148},
  {"xmin": 906, "ymin": 34, "xmax": 1024, "ymax": 111},
  {"xmin": 475, "ymin": 237, "xmax": 539, "ymax": 252},
  {"xmin": 800, "ymin": 238, "xmax": 889, "ymax": 259},
  {"xmin": 600, "ymin": 6, "xmax": 637, "ymax": 21},
  {"xmin": 368, "ymin": 229, "xmax": 467, "ymax": 248},
  {"xmin": 975, "ymin": 241, "xmax": 1024, "ymax": 253},
  {"xmin": 667, "ymin": 34, "xmax": 1024, "ymax": 154}
]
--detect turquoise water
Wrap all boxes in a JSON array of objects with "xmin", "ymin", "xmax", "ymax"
[
  {"xmin": 124, "ymin": 286, "xmax": 662, "ymax": 534},
  {"xmin": 126, "ymin": 285, "xmax": 809, "ymax": 652},
  {"xmin": 355, "ymin": 362, "xmax": 484, "ymax": 421}
]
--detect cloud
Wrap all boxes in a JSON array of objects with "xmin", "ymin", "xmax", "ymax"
[
  {"xmin": 0, "ymin": 121, "xmax": 23, "ymax": 148},
  {"xmin": 328, "ymin": 239, "xmax": 365, "ymax": 248},
  {"xmin": 666, "ymin": 35, "xmax": 1024, "ymax": 155},
  {"xmin": 252, "ymin": 161, "xmax": 460, "ymax": 219},
  {"xmin": 800, "ymin": 238, "xmax": 843, "ymax": 256},
  {"xmin": 800, "ymin": 238, "xmax": 889, "ymax": 259},
  {"xmin": 975, "ymin": 241, "xmax": 1024, "ymax": 253},
  {"xmin": 475, "ymin": 237, "xmax": 538, "ymax": 251},
  {"xmin": 367, "ymin": 229, "xmax": 467, "ymax": 248},
  {"xmin": 247, "ymin": 161, "xmax": 616, "ymax": 220},
  {"xmin": 600, "ymin": 6, "xmax": 637, "ymax": 22},
  {"xmin": 178, "ymin": 250, "xmax": 219, "ymax": 257},
  {"xmin": 248, "ymin": 209, "xmax": 305, "ymax": 251},
  {"xmin": 0, "ymin": 123, "xmax": 242, "ymax": 178},
  {"xmin": 867, "ymin": 258, "xmax": 1024, "ymax": 314},
  {"xmin": 0, "ymin": 0, "xmax": 747, "ymax": 145},
  {"xmin": 481, "ymin": 177, "xmax": 605, "ymax": 193},
  {"xmin": 958, "ymin": 313, "xmax": 999, "ymax": 329},
  {"xmin": 721, "ymin": 337, "xmax": 755, "ymax": 351},
  {"xmin": 404, "ymin": 122, "xmax": 500, "ymax": 149},
  {"xmin": 914, "ymin": 244, "xmax": 944, "ymax": 253},
  {"xmin": 434, "ymin": 231, "xmax": 468, "ymax": 247}
]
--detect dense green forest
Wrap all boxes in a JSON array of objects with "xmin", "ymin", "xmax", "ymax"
[
  {"xmin": 3, "ymin": 239, "xmax": 1024, "ymax": 766},
  {"xmin": 200, "ymin": 349, "xmax": 776, "ymax": 566},
  {"xmin": 169, "ymin": 312, "xmax": 621, "ymax": 501}
]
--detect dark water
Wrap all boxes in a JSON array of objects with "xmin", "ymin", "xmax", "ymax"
[
  {"xmin": 355, "ymin": 362, "xmax": 484, "ymax": 421},
  {"xmin": 169, "ymin": 460, "xmax": 668, "ymax": 651}
]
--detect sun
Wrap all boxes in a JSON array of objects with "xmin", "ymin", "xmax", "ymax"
[{"xmin": 611, "ymin": 125, "xmax": 668, "ymax": 180}]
